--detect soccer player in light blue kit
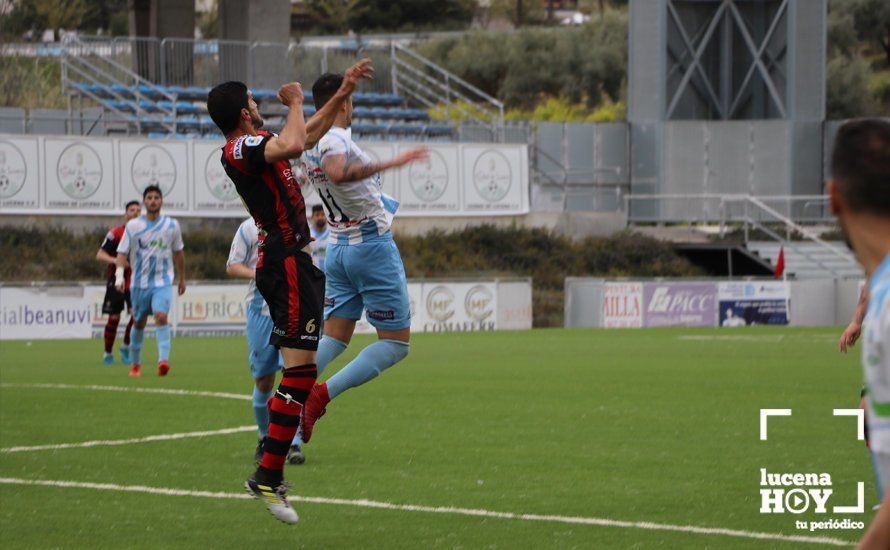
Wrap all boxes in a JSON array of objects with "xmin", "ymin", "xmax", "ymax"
[
  {"xmin": 115, "ymin": 185, "xmax": 186, "ymax": 378},
  {"xmin": 299, "ymin": 72, "xmax": 428, "ymax": 442},
  {"xmin": 828, "ymin": 119, "xmax": 890, "ymax": 549},
  {"xmin": 226, "ymin": 217, "xmax": 306, "ymax": 465}
]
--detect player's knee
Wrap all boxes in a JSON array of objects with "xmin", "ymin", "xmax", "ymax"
[
  {"xmin": 155, "ymin": 312, "xmax": 168, "ymax": 325},
  {"xmin": 381, "ymin": 339, "xmax": 410, "ymax": 364},
  {"xmin": 108, "ymin": 314, "xmax": 120, "ymax": 323},
  {"xmin": 134, "ymin": 318, "xmax": 148, "ymax": 329},
  {"xmin": 256, "ymin": 375, "xmax": 275, "ymax": 393}
]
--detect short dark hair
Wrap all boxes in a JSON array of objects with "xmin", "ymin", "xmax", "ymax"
[
  {"xmin": 312, "ymin": 73, "xmax": 343, "ymax": 111},
  {"xmin": 143, "ymin": 185, "xmax": 163, "ymax": 199},
  {"xmin": 831, "ymin": 118, "xmax": 890, "ymax": 215},
  {"xmin": 125, "ymin": 200, "xmax": 140, "ymax": 210},
  {"xmin": 207, "ymin": 81, "xmax": 249, "ymax": 135},
  {"xmin": 311, "ymin": 204, "xmax": 324, "ymax": 214}
]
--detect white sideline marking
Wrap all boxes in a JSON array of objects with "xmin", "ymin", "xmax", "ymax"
[
  {"xmin": 677, "ymin": 335, "xmax": 786, "ymax": 342},
  {"xmin": 0, "ymin": 383, "xmax": 250, "ymax": 401},
  {"xmin": 1, "ymin": 426, "xmax": 256, "ymax": 453},
  {"xmin": 0, "ymin": 478, "xmax": 850, "ymax": 546}
]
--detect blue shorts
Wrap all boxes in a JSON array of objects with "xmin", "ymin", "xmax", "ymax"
[
  {"xmin": 130, "ymin": 286, "xmax": 172, "ymax": 322},
  {"xmin": 246, "ymin": 306, "xmax": 283, "ymax": 379},
  {"xmin": 324, "ymin": 233, "xmax": 410, "ymax": 331}
]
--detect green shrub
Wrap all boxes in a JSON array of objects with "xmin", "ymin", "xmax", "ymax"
[{"xmin": 0, "ymin": 224, "xmax": 699, "ymax": 327}]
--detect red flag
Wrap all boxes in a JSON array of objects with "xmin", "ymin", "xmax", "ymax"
[{"xmin": 774, "ymin": 246, "xmax": 785, "ymax": 278}]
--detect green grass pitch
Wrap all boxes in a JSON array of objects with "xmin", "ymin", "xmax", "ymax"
[{"xmin": 0, "ymin": 327, "xmax": 874, "ymax": 548}]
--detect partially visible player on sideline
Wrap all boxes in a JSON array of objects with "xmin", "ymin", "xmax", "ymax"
[
  {"xmin": 309, "ymin": 204, "xmax": 330, "ymax": 272},
  {"xmin": 96, "ymin": 200, "xmax": 141, "ymax": 365},
  {"xmin": 114, "ymin": 185, "xmax": 186, "ymax": 378},
  {"xmin": 840, "ymin": 285, "xmax": 869, "ymax": 353},
  {"xmin": 827, "ymin": 118, "xmax": 890, "ymax": 550},
  {"xmin": 226, "ymin": 217, "xmax": 305, "ymax": 466},
  {"xmin": 207, "ymin": 58, "xmax": 373, "ymax": 524},
  {"xmin": 298, "ymin": 72, "xmax": 428, "ymax": 445}
]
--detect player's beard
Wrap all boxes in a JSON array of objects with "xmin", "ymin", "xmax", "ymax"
[{"xmin": 251, "ymin": 112, "xmax": 264, "ymax": 130}]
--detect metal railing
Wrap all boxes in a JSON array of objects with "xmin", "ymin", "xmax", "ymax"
[
  {"xmin": 624, "ymin": 193, "xmax": 856, "ymax": 277},
  {"xmin": 391, "ymin": 43, "xmax": 504, "ymax": 133},
  {"xmin": 61, "ymin": 38, "xmax": 178, "ymax": 134}
]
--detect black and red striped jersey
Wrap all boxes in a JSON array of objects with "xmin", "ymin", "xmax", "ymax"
[
  {"xmin": 100, "ymin": 224, "xmax": 132, "ymax": 288},
  {"xmin": 220, "ymin": 131, "xmax": 310, "ymax": 266}
]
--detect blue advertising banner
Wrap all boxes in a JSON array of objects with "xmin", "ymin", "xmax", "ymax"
[{"xmin": 717, "ymin": 282, "xmax": 790, "ymax": 326}]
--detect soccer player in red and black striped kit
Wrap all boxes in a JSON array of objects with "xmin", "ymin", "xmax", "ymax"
[
  {"xmin": 207, "ymin": 58, "xmax": 374, "ymax": 524},
  {"xmin": 96, "ymin": 200, "xmax": 141, "ymax": 366}
]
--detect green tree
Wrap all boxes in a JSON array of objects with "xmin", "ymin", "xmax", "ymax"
[
  {"xmin": 350, "ymin": 0, "xmax": 475, "ymax": 32},
  {"xmin": 826, "ymin": 55, "xmax": 876, "ymax": 118},
  {"xmin": 849, "ymin": 0, "xmax": 890, "ymax": 65},
  {"xmin": 307, "ymin": 0, "xmax": 364, "ymax": 34}
]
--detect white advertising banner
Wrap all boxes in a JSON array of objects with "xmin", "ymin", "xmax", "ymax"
[
  {"xmin": 1, "ymin": 134, "xmax": 527, "ymax": 218},
  {"xmin": 44, "ymin": 137, "xmax": 116, "ymax": 212},
  {"xmin": 192, "ymin": 139, "xmax": 246, "ymax": 214},
  {"xmin": 396, "ymin": 143, "xmax": 461, "ymax": 214},
  {"xmin": 1, "ymin": 279, "xmax": 528, "ymax": 340},
  {"xmin": 0, "ymin": 137, "xmax": 39, "ymax": 210},
  {"xmin": 418, "ymin": 281, "xmax": 498, "ymax": 332},
  {"xmin": 602, "ymin": 282, "xmax": 643, "ymax": 328},
  {"xmin": 460, "ymin": 144, "xmax": 528, "ymax": 214},
  {"xmin": 118, "ymin": 140, "xmax": 190, "ymax": 211},
  {"xmin": 0, "ymin": 287, "xmax": 93, "ymax": 340},
  {"xmin": 176, "ymin": 284, "xmax": 247, "ymax": 329}
]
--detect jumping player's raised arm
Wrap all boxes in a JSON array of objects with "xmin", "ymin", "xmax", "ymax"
[
  {"xmin": 305, "ymin": 59, "xmax": 374, "ymax": 149},
  {"xmin": 321, "ymin": 146, "xmax": 428, "ymax": 185},
  {"xmin": 262, "ymin": 82, "xmax": 307, "ymax": 163}
]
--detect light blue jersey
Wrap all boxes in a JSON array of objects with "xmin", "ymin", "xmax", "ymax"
[
  {"xmin": 117, "ymin": 215, "xmax": 184, "ymax": 289},
  {"xmin": 310, "ymin": 223, "xmax": 330, "ymax": 272},
  {"xmin": 301, "ymin": 126, "xmax": 400, "ymax": 246},
  {"xmin": 227, "ymin": 218, "xmax": 281, "ymax": 379},
  {"xmin": 864, "ymin": 254, "xmax": 890, "ymax": 454}
]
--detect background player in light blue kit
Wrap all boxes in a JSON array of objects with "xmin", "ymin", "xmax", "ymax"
[
  {"xmin": 226, "ymin": 217, "xmax": 305, "ymax": 465},
  {"xmin": 309, "ymin": 204, "xmax": 330, "ymax": 272},
  {"xmin": 115, "ymin": 185, "xmax": 186, "ymax": 378},
  {"xmin": 299, "ymin": 71, "xmax": 428, "ymax": 442}
]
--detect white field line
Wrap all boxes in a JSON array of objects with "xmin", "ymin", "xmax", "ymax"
[
  {"xmin": 0, "ymin": 426, "xmax": 256, "ymax": 454},
  {"xmin": 0, "ymin": 383, "xmax": 250, "ymax": 401},
  {"xmin": 0, "ymin": 477, "xmax": 851, "ymax": 547}
]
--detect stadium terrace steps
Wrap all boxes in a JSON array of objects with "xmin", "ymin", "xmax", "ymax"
[
  {"xmin": 746, "ymin": 241, "xmax": 863, "ymax": 279},
  {"xmin": 68, "ymin": 82, "xmax": 451, "ymax": 140}
]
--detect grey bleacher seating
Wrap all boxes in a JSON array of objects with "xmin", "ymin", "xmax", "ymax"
[{"xmin": 0, "ymin": 107, "xmax": 27, "ymax": 134}]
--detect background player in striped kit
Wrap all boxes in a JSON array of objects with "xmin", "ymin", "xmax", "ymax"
[
  {"xmin": 226, "ymin": 217, "xmax": 305, "ymax": 466},
  {"xmin": 114, "ymin": 185, "xmax": 186, "ymax": 378},
  {"xmin": 96, "ymin": 200, "xmax": 141, "ymax": 366},
  {"xmin": 299, "ymin": 72, "xmax": 428, "ymax": 444}
]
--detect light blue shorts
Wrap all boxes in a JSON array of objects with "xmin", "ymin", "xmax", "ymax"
[
  {"xmin": 246, "ymin": 306, "xmax": 283, "ymax": 379},
  {"xmin": 130, "ymin": 286, "xmax": 172, "ymax": 322},
  {"xmin": 324, "ymin": 233, "xmax": 410, "ymax": 331}
]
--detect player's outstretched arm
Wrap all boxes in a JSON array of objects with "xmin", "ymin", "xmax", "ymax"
[
  {"xmin": 305, "ymin": 58, "xmax": 375, "ymax": 149},
  {"xmin": 839, "ymin": 285, "xmax": 869, "ymax": 353},
  {"xmin": 226, "ymin": 263, "xmax": 255, "ymax": 280},
  {"xmin": 174, "ymin": 250, "xmax": 187, "ymax": 296},
  {"xmin": 323, "ymin": 147, "xmax": 429, "ymax": 185},
  {"xmin": 263, "ymin": 82, "xmax": 307, "ymax": 163},
  {"xmin": 113, "ymin": 253, "xmax": 130, "ymax": 292},
  {"xmin": 96, "ymin": 248, "xmax": 116, "ymax": 265}
]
